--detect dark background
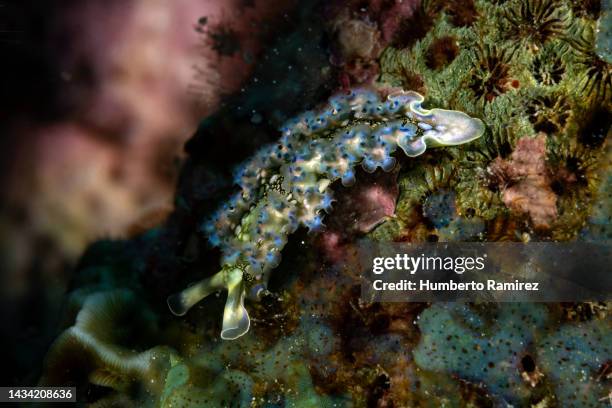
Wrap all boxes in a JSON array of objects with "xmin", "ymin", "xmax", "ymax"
[{"xmin": 0, "ymin": 0, "xmax": 307, "ymax": 385}]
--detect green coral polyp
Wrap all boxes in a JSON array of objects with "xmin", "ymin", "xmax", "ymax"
[{"xmin": 168, "ymin": 88, "xmax": 485, "ymax": 340}]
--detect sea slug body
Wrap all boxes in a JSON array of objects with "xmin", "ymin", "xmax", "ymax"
[{"xmin": 168, "ymin": 89, "xmax": 485, "ymax": 340}]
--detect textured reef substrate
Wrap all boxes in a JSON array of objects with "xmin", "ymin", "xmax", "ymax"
[{"xmin": 40, "ymin": 0, "xmax": 611, "ymax": 406}]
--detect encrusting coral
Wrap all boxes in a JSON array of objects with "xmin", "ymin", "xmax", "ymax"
[
  {"xmin": 502, "ymin": 0, "xmax": 569, "ymax": 51},
  {"xmin": 415, "ymin": 303, "xmax": 612, "ymax": 406},
  {"xmin": 565, "ymin": 23, "xmax": 612, "ymax": 103},
  {"xmin": 167, "ymin": 89, "xmax": 485, "ymax": 339}
]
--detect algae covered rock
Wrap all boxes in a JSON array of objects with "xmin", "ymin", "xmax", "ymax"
[{"xmin": 40, "ymin": 289, "xmax": 178, "ymax": 407}]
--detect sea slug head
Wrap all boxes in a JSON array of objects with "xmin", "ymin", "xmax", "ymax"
[
  {"xmin": 419, "ymin": 108, "xmax": 485, "ymax": 147},
  {"xmin": 388, "ymin": 91, "xmax": 486, "ymax": 157}
]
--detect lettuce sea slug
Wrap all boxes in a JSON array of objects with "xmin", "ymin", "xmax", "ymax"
[{"xmin": 167, "ymin": 89, "xmax": 485, "ymax": 340}]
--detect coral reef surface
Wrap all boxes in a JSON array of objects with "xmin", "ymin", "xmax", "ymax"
[{"xmin": 39, "ymin": 0, "xmax": 611, "ymax": 406}]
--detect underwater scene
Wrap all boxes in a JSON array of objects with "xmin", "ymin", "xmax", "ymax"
[{"xmin": 1, "ymin": 0, "xmax": 611, "ymax": 406}]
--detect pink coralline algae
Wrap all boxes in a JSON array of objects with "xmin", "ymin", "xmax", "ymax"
[
  {"xmin": 317, "ymin": 169, "xmax": 399, "ymax": 263},
  {"xmin": 489, "ymin": 133, "xmax": 558, "ymax": 229}
]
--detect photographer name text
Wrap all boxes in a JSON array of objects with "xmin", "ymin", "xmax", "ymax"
[{"xmin": 371, "ymin": 254, "xmax": 539, "ymax": 292}]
